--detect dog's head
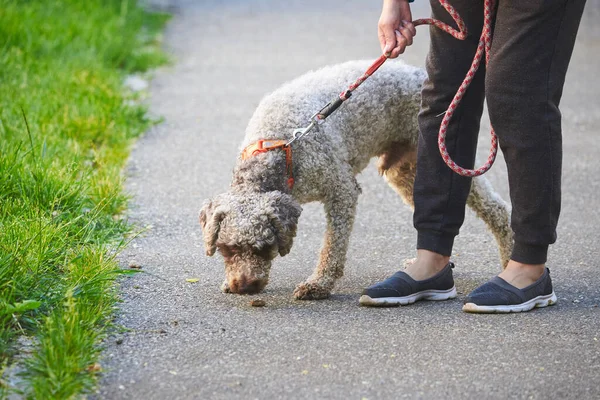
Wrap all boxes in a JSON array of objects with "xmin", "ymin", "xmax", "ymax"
[{"xmin": 199, "ymin": 190, "xmax": 302, "ymax": 294}]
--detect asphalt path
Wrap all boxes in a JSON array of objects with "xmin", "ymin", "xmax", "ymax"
[{"xmin": 99, "ymin": 1, "xmax": 600, "ymax": 399}]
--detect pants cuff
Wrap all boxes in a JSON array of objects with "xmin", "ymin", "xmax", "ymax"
[
  {"xmin": 511, "ymin": 242, "xmax": 549, "ymax": 264},
  {"xmin": 417, "ymin": 230, "xmax": 455, "ymax": 257}
]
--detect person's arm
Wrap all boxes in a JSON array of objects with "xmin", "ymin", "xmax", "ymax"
[{"xmin": 378, "ymin": 0, "xmax": 416, "ymax": 58}]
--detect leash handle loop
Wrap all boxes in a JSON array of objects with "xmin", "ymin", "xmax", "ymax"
[
  {"xmin": 427, "ymin": 0, "xmax": 498, "ymax": 177},
  {"xmin": 289, "ymin": 0, "xmax": 498, "ymax": 177}
]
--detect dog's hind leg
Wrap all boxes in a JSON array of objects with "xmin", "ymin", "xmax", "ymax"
[
  {"xmin": 378, "ymin": 145, "xmax": 418, "ymax": 266},
  {"xmin": 379, "ymin": 143, "xmax": 513, "ymax": 269},
  {"xmin": 378, "ymin": 142, "xmax": 417, "ymax": 209},
  {"xmin": 466, "ymin": 176, "xmax": 513, "ymax": 269},
  {"xmin": 293, "ymin": 171, "xmax": 360, "ymax": 300}
]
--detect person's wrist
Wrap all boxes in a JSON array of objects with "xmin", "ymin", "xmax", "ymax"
[{"xmin": 382, "ymin": 0, "xmax": 411, "ymax": 10}]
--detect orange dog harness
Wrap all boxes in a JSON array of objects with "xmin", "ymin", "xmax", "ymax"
[{"xmin": 241, "ymin": 140, "xmax": 294, "ymax": 189}]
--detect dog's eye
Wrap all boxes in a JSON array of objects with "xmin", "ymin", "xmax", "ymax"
[{"xmin": 253, "ymin": 246, "xmax": 274, "ymax": 260}]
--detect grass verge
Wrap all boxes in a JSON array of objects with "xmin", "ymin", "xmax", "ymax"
[{"xmin": 0, "ymin": 0, "xmax": 169, "ymax": 397}]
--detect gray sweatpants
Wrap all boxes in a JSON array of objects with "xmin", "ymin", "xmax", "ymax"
[{"xmin": 413, "ymin": 0, "xmax": 587, "ymax": 264}]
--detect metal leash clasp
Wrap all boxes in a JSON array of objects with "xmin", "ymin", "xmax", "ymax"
[{"xmin": 286, "ymin": 112, "xmax": 321, "ymax": 146}]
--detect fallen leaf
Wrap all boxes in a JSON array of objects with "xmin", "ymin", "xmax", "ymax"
[
  {"xmin": 186, "ymin": 278, "xmax": 200, "ymax": 283},
  {"xmin": 250, "ymin": 299, "xmax": 266, "ymax": 307},
  {"xmin": 301, "ymin": 370, "xmax": 309, "ymax": 375},
  {"xmin": 86, "ymin": 363, "xmax": 102, "ymax": 372}
]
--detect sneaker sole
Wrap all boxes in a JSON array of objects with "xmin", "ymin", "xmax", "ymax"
[
  {"xmin": 359, "ymin": 286, "xmax": 457, "ymax": 307},
  {"xmin": 462, "ymin": 292, "xmax": 558, "ymax": 314}
]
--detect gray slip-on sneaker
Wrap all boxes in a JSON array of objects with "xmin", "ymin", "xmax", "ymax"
[
  {"xmin": 463, "ymin": 267, "xmax": 557, "ymax": 313},
  {"xmin": 359, "ymin": 262, "xmax": 456, "ymax": 307}
]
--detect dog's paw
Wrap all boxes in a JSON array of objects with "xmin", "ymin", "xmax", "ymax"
[
  {"xmin": 293, "ymin": 281, "xmax": 331, "ymax": 300},
  {"xmin": 221, "ymin": 280, "xmax": 231, "ymax": 293}
]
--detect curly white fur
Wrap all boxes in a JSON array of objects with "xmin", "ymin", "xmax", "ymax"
[{"xmin": 200, "ymin": 60, "xmax": 513, "ymax": 300}]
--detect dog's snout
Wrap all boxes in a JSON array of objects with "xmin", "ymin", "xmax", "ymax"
[{"xmin": 229, "ymin": 276, "xmax": 265, "ymax": 295}]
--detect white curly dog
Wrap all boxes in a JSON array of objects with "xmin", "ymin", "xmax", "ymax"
[{"xmin": 200, "ymin": 60, "xmax": 513, "ymax": 300}]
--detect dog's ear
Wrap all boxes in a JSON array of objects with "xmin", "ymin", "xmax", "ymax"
[
  {"xmin": 267, "ymin": 192, "xmax": 302, "ymax": 257},
  {"xmin": 199, "ymin": 199, "xmax": 227, "ymax": 256}
]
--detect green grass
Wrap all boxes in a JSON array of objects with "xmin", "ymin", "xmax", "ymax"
[{"xmin": 0, "ymin": 0, "xmax": 169, "ymax": 397}]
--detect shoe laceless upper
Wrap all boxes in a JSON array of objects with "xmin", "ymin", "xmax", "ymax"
[
  {"xmin": 362, "ymin": 262, "xmax": 455, "ymax": 298},
  {"xmin": 464, "ymin": 268, "xmax": 554, "ymax": 306}
]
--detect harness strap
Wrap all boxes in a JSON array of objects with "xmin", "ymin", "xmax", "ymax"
[{"xmin": 241, "ymin": 140, "xmax": 294, "ymax": 189}]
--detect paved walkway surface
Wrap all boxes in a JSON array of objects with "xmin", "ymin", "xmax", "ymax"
[{"xmin": 99, "ymin": 1, "xmax": 600, "ymax": 399}]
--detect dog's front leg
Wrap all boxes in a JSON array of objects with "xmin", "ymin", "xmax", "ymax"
[{"xmin": 294, "ymin": 180, "xmax": 360, "ymax": 300}]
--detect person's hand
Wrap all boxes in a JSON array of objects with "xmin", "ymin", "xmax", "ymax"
[{"xmin": 378, "ymin": 0, "xmax": 416, "ymax": 58}]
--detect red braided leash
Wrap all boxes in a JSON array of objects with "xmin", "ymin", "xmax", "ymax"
[{"xmin": 334, "ymin": 0, "xmax": 497, "ymax": 177}]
